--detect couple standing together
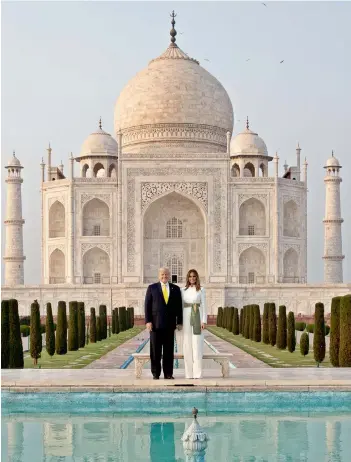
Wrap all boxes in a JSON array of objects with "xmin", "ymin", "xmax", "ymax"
[{"xmin": 144, "ymin": 268, "xmax": 207, "ymax": 379}]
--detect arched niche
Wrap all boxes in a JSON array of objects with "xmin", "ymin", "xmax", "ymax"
[
  {"xmin": 49, "ymin": 249, "xmax": 65, "ymax": 283},
  {"xmin": 231, "ymin": 163, "xmax": 240, "ymax": 177},
  {"xmin": 82, "ymin": 198, "xmax": 110, "ymax": 236},
  {"xmin": 93, "ymin": 162, "xmax": 105, "ymax": 178},
  {"xmin": 83, "ymin": 247, "xmax": 110, "ymax": 284},
  {"xmin": 109, "ymin": 164, "xmax": 117, "ymax": 178},
  {"xmin": 239, "ymin": 198, "xmax": 266, "ymax": 236},
  {"xmin": 82, "ymin": 163, "xmax": 90, "ymax": 178},
  {"xmin": 49, "ymin": 201, "xmax": 65, "ymax": 238},
  {"xmin": 239, "ymin": 246, "xmax": 266, "ymax": 284},
  {"xmin": 244, "ymin": 162, "xmax": 255, "ymax": 177},
  {"xmin": 283, "ymin": 248, "xmax": 299, "ymax": 282},
  {"xmin": 283, "ymin": 200, "xmax": 299, "ymax": 237}
]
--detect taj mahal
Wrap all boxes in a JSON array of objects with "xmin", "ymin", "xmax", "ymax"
[{"xmin": 2, "ymin": 13, "xmax": 350, "ymax": 316}]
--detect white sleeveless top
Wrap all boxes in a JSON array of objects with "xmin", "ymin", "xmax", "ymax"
[{"xmin": 181, "ymin": 287, "xmax": 207, "ymax": 324}]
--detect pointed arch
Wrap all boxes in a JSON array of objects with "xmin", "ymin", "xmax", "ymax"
[
  {"xmin": 239, "ymin": 246, "xmax": 266, "ymax": 284},
  {"xmin": 283, "ymin": 248, "xmax": 299, "ymax": 282},
  {"xmin": 239, "ymin": 198, "xmax": 266, "ymax": 236},
  {"xmin": 243, "ymin": 162, "xmax": 255, "ymax": 177},
  {"xmin": 83, "ymin": 247, "xmax": 110, "ymax": 284},
  {"xmin": 82, "ymin": 198, "xmax": 110, "ymax": 236},
  {"xmin": 93, "ymin": 162, "xmax": 105, "ymax": 178},
  {"xmin": 283, "ymin": 200, "xmax": 299, "ymax": 237},
  {"xmin": 109, "ymin": 164, "xmax": 117, "ymax": 178},
  {"xmin": 82, "ymin": 164, "xmax": 90, "ymax": 178},
  {"xmin": 49, "ymin": 248, "xmax": 65, "ymax": 283},
  {"xmin": 49, "ymin": 201, "xmax": 65, "ymax": 238},
  {"xmin": 231, "ymin": 163, "xmax": 240, "ymax": 177}
]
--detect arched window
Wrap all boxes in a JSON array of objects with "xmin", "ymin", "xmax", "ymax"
[
  {"xmin": 93, "ymin": 162, "xmax": 105, "ymax": 178},
  {"xmin": 239, "ymin": 198, "xmax": 266, "ymax": 236},
  {"xmin": 244, "ymin": 162, "xmax": 255, "ymax": 177},
  {"xmin": 82, "ymin": 199, "xmax": 110, "ymax": 236},
  {"xmin": 166, "ymin": 217, "xmax": 183, "ymax": 238},
  {"xmin": 283, "ymin": 248, "xmax": 299, "ymax": 282},
  {"xmin": 231, "ymin": 163, "xmax": 240, "ymax": 177},
  {"xmin": 239, "ymin": 247, "xmax": 266, "ymax": 284},
  {"xmin": 283, "ymin": 200, "xmax": 299, "ymax": 237},
  {"xmin": 109, "ymin": 164, "xmax": 117, "ymax": 178},
  {"xmin": 166, "ymin": 256, "xmax": 183, "ymax": 284},
  {"xmin": 49, "ymin": 201, "xmax": 65, "ymax": 238},
  {"xmin": 49, "ymin": 249, "xmax": 65, "ymax": 283},
  {"xmin": 83, "ymin": 247, "xmax": 110, "ymax": 284},
  {"xmin": 82, "ymin": 164, "xmax": 90, "ymax": 178},
  {"xmin": 259, "ymin": 163, "xmax": 266, "ymax": 177}
]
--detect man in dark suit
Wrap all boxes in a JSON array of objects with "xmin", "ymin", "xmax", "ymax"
[{"xmin": 144, "ymin": 267, "xmax": 183, "ymax": 379}]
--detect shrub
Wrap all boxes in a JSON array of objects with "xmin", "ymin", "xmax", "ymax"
[
  {"xmin": 247, "ymin": 305, "xmax": 252, "ymax": 339},
  {"xmin": 90, "ymin": 308, "xmax": 97, "ymax": 343},
  {"xmin": 108, "ymin": 321, "xmax": 111, "ymax": 337},
  {"xmin": 126, "ymin": 309, "xmax": 131, "ymax": 330},
  {"xmin": 86, "ymin": 323, "xmax": 89, "ymax": 345},
  {"xmin": 313, "ymin": 303, "xmax": 326, "ymax": 366},
  {"xmin": 233, "ymin": 308, "xmax": 240, "ymax": 335},
  {"xmin": 8, "ymin": 299, "xmax": 24, "ymax": 368},
  {"xmin": 112, "ymin": 308, "xmax": 116, "ymax": 334},
  {"xmin": 339, "ymin": 294, "xmax": 351, "ymax": 367},
  {"xmin": 99, "ymin": 305, "xmax": 107, "ymax": 340},
  {"xmin": 45, "ymin": 303, "xmax": 55, "ymax": 357},
  {"xmin": 277, "ymin": 305, "xmax": 287, "ymax": 350},
  {"xmin": 243, "ymin": 306, "xmax": 249, "ymax": 338},
  {"xmin": 306, "ymin": 324, "xmax": 314, "ymax": 333},
  {"xmin": 330, "ymin": 297, "xmax": 341, "ymax": 367},
  {"xmin": 68, "ymin": 301, "xmax": 79, "ymax": 351},
  {"xmin": 30, "ymin": 300, "xmax": 42, "ymax": 366},
  {"xmin": 287, "ymin": 311, "xmax": 296, "ymax": 353},
  {"xmin": 78, "ymin": 302, "xmax": 86, "ymax": 349},
  {"xmin": 262, "ymin": 303, "xmax": 270, "ymax": 344},
  {"xmin": 130, "ymin": 307, "xmax": 135, "ymax": 327},
  {"xmin": 20, "ymin": 325, "xmax": 30, "ymax": 337},
  {"xmin": 295, "ymin": 322, "xmax": 306, "ymax": 331},
  {"xmin": 216, "ymin": 307, "xmax": 223, "ymax": 327},
  {"xmin": 253, "ymin": 305, "xmax": 261, "ymax": 342},
  {"xmin": 119, "ymin": 307, "xmax": 127, "ymax": 332},
  {"xmin": 1, "ymin": 300, "xmax": 10, "ymax": 368},
  {"xmin": 19, "ymin": 316, "xmax": 31, "ymax": 326},
  {"xmin": 55, "ymin": 301, "xmax": 67, "ymax": 355},
  {"xmin": 115, "ymin": 308, "xmax": 120, "ymax": 334},
  {"xmin": 268, "ymin": 303, "xmax": 277, "ymax": 347},
  {"xmin": 300, "ymin": 332, "xmax": 309, "ymax": 357},
  {"xmin": 239, "ymin": 308, "xmax": 243, "ymax": 334},
  {"xmin": 96, "ymin": 316, "xmax": 101, "ymax": 341}
]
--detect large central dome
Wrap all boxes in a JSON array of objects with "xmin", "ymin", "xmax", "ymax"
[{"xmin": 114, "ymin": 19, "xmax": 234, "ymax": 154}]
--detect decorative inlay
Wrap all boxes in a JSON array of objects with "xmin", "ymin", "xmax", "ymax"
[
  {"xmin": 49, "ymin": 245, "xmax": 65, "ymax": 255},
  {"xmin": 141, "ymin": 182, "xmax": 207, "ymax": 212},
  {"xmin": 283, "ymin": 194, "xmax": 301, "ymax": 205},
  {"xmin": 48, "ymin": 196, "xmax": 65, "ymax": 207},
  {"xmin": 238, "ymin": 243, "xmax": 268, "ymax": 255},
  {"xmin": 283, "ymin": 244, "xmax": 300, "ymax": 254},
  {"xmin": 238, "ymin": 194, "xmax": 268, "ymax": 207},
  {"xmin": 81, "ymin": 243, "xmax": 111, "ymax": 256},
  {"xmin": 81, "ymin": 193, "xmax": 111, "ymax": 207}
]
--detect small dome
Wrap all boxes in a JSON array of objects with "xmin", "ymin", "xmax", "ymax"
[
  {"xmin": 6, "ymin": 152, "xmax": 22, "ymax": 168},
  {"xmin": 230, "ymin": 125, "xmax": 268, "ymax": 157},
  {"xmin": 80, "ymin": 123, "xmax": 118, "ymax": 158},
  {"xmin": 325, "ymin": 153, "xmax": 340, "ymax": 168}
]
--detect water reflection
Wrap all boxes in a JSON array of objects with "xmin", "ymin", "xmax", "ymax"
[{"xmin": 2, "ymin": 414, "xmax": 351, "ymax": 461}]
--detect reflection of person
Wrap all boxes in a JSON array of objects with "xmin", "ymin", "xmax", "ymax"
[
  {"xmin": 181, "ymin": 269, "xmax": 207, "ymax": 379},
  {"xmin": 150, "ymin": 422, "xmax": 176, "ymax": 462},
  {"xmin": 144, "ymin": 267, "xmax": 183, "ymax": 379}
]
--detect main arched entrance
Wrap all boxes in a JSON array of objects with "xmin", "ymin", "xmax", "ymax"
[{"xmin": 142, "ymin": 192, "xmax": 206, "ymax": 284}]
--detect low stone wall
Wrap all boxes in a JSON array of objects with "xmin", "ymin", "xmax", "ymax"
[{"xmin": 2, "ymin": 283, "xmax": 350, "ymax": 317}]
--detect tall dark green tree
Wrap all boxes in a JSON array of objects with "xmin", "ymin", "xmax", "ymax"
[
  {"xmin": 1, "ymin": 300, "xmax": 10, "ymax": 368},
  {"xmin": 96, "ymin": 316, "xmax": 101, "ymax": 341},
  {"xmin": 277, "ymin": 305, "xmax": 287, "ymax": 350},
  {"xmin": 8, "ymin": 299, "xmax": 24, "ymax": 368},
  {"xmin": 119, "ymin": 307, "xmax": 127, "ymax": 332},
  {"xmin": 115, "ymin": 308, "xmax": 120, "ymax": 334},
  {"xmin": 89, "ymin": 308, "xmax": 97, "ymax": 343},
  {"xmin": 262, "ymin": 303, "xmax": 270, "ymax": 344},
  {"xmin": 30, "ymin": 300, "xmax": 42, "ymax": 366},
  {"xmin": 229, "ymin": 307, "xmax": 235, "ymax": 332},
  {"xmin": 239, "ymin": 308, "xmax": 243, "ymax": 334},
  {"xmin": 287, "ymin": 311, "xmax": 296, "ymax": 353},
  {"xmin": 68, "ymin": 301, "xmax": 79, "ymax": 351},
  {"xmin": 268, "ymin": 303, "xmax": 277, "ymax": 347},
  {"xmin": 330, "ymin": 296, "xmax": 341, "ymax": 367},
  {"xmin": 126, "ymin": 309, "xmax": 131, "ymax": 330},
  {"xmin": 313, "ymin": 302, "xmax": 326, "ymax": 366},
  {"xmin": 300, "ymin": 332, "xmax": 309, "ymax": 357},
  {"xmin": 253, "ymin": 305, "xmax": 261, "ymax": 342},
  {"xmin": 99, "ymin": 305, "xmax": 107, "ymax": 339},
  {"xmin": 78, "ymin": 302, "xmax": 86, "ymax": 349},
  {"xmin": 55, "ymin": 301, "xmax": 67, "ymax": 355},
  {"xmin": 339, "ymin": 294, "xmax": 351, "ymax": 367},
  {"xmin": 112, "ymin": 308, "xmax": 116, "ymax": 334},
  {"xmin": 45, "ymin": 302, "xmax": 55, "ymax": 357},
  {"xmin": 233, "ymin": 308, "xmax": 240, "ymax": 335},
  {"xmin": 217, "ymin": 307, "xmax": 223, "ymax": 327},
  {"xmin": 244, "ymin": 306, "xmax": 250, "ymax": 339}
]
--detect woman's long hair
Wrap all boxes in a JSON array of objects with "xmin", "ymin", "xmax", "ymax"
[{"xmin": 185, "ymin": 269, "xmax": 201, "ymax": 291}]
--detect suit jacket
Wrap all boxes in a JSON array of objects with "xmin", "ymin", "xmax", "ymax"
[{"xmin": 144, "ymin": 282, "xmax": 183, "ymax": 330}]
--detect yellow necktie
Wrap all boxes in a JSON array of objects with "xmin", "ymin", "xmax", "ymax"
[{"xmin": 162, "ymin": 284, "xmax": 169, "ymax": 304}]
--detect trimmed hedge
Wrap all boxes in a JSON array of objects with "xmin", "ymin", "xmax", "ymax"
[
  {"xmin": 295, "ymin": 322, "xmax": 306, "ymax": 331},
  {"xmin": 239, "ymin": 308, "xmax": 243, "ymax": 334},
  {"xmin": 268, "ymin": 303, "xmax": 277, "ymax": 347},
  {"xmin": 90, "ymin": 308, "xmax": 97, "ymax": 343},
  {"xmin": 99, "ymin": 305, "xmax": 107, "ymax": 340},
  {"xmin": 68, "ymin": 301, "xmax": 79, "ymax": 351},
  {"xmin": 78, "ymin": 302, "xmax": 86, "ymax": 349},
  {"xmin": 8, "ymin": 299, "xmax": 24, "ymax": 368},
  {"xmin": 287, "ymin": 311, "xmax": 296, "ymax": 353},
  {"xmin": 300, "ymin": 332, "xmax": 309, "ymax": 357},
  {"xmin": 277, "ymin": 305, "xmax": 287, "ymax": 350},
  {"xmin": 19, "ymin": 316, "xmax": 31, "ymax": 326},
  {"xmin": 339, "ymin": 294, "xmax": 351, "ymax": 367},
  {"xmin": 45, "ymin": 303, "xmax": 55, "ymax": 357},
  {"xmin": 55, "ymin": 301, "xmax": 67, "ymax": 355},
  {"xmin": 20, "ymin": 325, "xmax": 30, "ymax": 337},
  {"xmin": 313, "ymin": 302, "xmax": 326, "ymax": 366},
  {"xmin": 217, "ymin": 307, "xmax": 223, "ymax": 327},
  {"xmin": 119, "ymin": 307, "xmax": 127, "ymax": 332},
  {"xmin": 262, "ymin": 303, "xmax": 270, "ymax": 344},
  {"xmin": 306, "ymin": 324, "xmax": 314, "ymax": 333},
  {"xmin": 233, "ymin": 308, "xmax": 240, "ymax": 335},
  {"xmin": 1, "ymin": 300, "xmax": 10, "ymax": 368},
  {"xmin": 96, "ymin": 316, "xmax": 101, "ymax": 342},
  {"xmin": 253, "ymin": 305, "xmax": 261, "ymax": 342},
  {"xmin": 243, "ymin": 306, "xmax": 250, "ymax": 339},
  {"xmin": 30, "ymin": 300, "xmax": 42, "ymax": 365},
  {"xmin": 330, "ymin": 296, "xmax": 341, "ymax": 367},
  {"xmin": 115, "ymin": 309, "xmax": 120, "ymax": 334}
]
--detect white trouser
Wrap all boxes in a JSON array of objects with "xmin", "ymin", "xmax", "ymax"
[{"xmin": 182, "ymin": 307, "xmax": 204, "ymax": 379}]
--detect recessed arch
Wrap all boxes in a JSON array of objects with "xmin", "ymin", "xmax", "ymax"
[
  {"xmin": 259, "ymin": 163, "xmax": 266, "ymax": 177},
  {"xmin": 231, "ymin": 163, "xmax": 240, "ymax": 177},
  {"xmin": 82, "ymin": 198, "xmax": 110, "ymax": 236},
  {"xmin": 239, "ymin": 198, "xmax": 266, "ymax": 236},
  {"xmin": 109, "ymin": 164, "xmax": 117, "ymax": 178},
  {"xmin": 283, "ymin": 248, "xmax": 299, "ymax": 282},
  {"xmin": 243, "ymin": 162, "xmax": 255, "ymax": 177},
  {"xmin": 83, "ymin": 247, "xmax": 110, "ymax": 284},
  {"xmin": 82, "ymin": 163, "xmax": 90, "ymax": 178},
  {"xmin": 49, "ymin": 248, "xmax": 65, "ymax": 283},
  {"xmin": 49, "ymin": 201, "xmax": 65, "ymax": 238},
  {"xmin": 93, "ymin": 162, "xmax": 105, "ymax": 178},
  {"xmin": 283, "ymin": 200, "xmax": 299, "ymax": 237},
  {"xmin": 239, "ymin": 246, "xmax": 266, "ymax": 284}
]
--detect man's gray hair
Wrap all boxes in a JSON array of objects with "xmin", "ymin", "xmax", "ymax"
[{"xmin": 158, "ymin": 267, "xmax": 170, "ymax": 274}]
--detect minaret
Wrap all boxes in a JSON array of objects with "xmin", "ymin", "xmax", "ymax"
[
  {"xmin": 3, "ymin": 152, "xmax": 26, "ymax": 285},
  {"xmin": 323, "ymin": 151, "xmax": 344, "ymax": 283},
  {"xmin": 296, "ymin": 143, "xmax": 301, "ymax": 181}
]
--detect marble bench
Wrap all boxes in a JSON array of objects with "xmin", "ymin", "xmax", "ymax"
[{"xmin": 132, "ymin": 353, "xmax": 233, "ymax": 379}]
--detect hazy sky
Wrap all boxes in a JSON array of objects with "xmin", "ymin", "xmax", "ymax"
[{"xmin": 1, "ymin": 1, "xmax": 350, "ymax": 284}]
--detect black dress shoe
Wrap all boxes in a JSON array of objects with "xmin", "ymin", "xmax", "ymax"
[
  {"xmin": 153, "ymin": 376, "xmax": 159, "ymax": 380},
  {"xmin": 164, "ymin": 376, "xmax": 174, "ymax": 380}
]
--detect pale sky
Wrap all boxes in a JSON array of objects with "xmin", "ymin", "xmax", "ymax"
[{"xmin": 1, "ymin": 1, "xmax": 350, "ymax": 284}]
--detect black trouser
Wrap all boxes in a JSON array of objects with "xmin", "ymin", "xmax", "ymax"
[{"xmin": 150, "ymin": 328, "xmax": 174, "ymax": 378}]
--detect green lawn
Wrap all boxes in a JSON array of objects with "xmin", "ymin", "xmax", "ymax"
[
  {"xmin": 24, "ymin": 326, "xmax": 145, "ymax": 369},
  {"xmin": 207, "ymin": 326, "xmax": 331, "ymax": 368}
]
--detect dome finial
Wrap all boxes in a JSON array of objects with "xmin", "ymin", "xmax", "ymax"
[
  {"xmin": 99, "ymin": 117, "xmax": 102, "ymax": 130},
  {"xmin": 13, "ymin": 150, "xmax": 16, "ymax": 157},
  {"xmin": 332, "ymin": 149, "xmax": 334, "ymax": 157},
  {"xmin": 246, "ymin": 116, "xmax": 250, "ymax": 130},
  {"xmin": 170, "ymin": 10, "xmax": 177, "ymax": 45}
]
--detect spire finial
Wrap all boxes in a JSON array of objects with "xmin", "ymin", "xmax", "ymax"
[
  {"xmin": 246, "ymin": 116, "xmax": 249, "ymax": 130},
  {"xmin": 13, "ymin": 150, "xmax": 16, "ymax": 157},
  {"xmin": 47, "ymin": 143, "xmax": 52, "ymax": 153},
  {"xmin": 170, "ymin": 10, "xmax": 177, "ymax": 44},
  {"xmin": 99, "ymin": 117, "xmax": 102, "ymax": 130},
  {"xmin": 332, "ymin": 150, "xmax": 334, "ymax": 157}
]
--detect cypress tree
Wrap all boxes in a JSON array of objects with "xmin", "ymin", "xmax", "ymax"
[
  {"xmin": 90, "ymin": 308, "xmax": 97, "ymax": 343},
  {"xmin": 45, "ymin": 302, "xmax": 55, "ymax": 357},
  {"xmin": 131, "ymin": 307, "xmax": 135, "ymax": 327},
  {"xmin": 115, "ymin": 308, "xmax": 120, "ymax": 334},
  {"xmin": 55, "ymin": 301, "xmax": 67, "ymax": 355},
  {"xmin": 108, "ymin": 321, "xmax": 111, "ymax": 337},
  {"xmin": 247, "ymin": 305, "xmax": 253, "ymax": 339},
  {"xmin": 30, "ymin": 300, "xmax": 42, "ymax": 366},
  {"xmin": 239, "ymin": 308, "xmax": 243, "ymax": 334},
  {"xmin": 229, "ymin": 307, "xmax": 235, "ymax": 332},
  {"xmin": 119, "ymin": 307, "xmax": 127, "ymax": 332},
  {"xmin": 277, "ymin": 305, "xmax": 287, "ymax": 350},
  {"xmin": 313, "ymin": 302, "xmax": 326, "ymax": 366},
  {"xmin": 339, "ymin": 294, "xmax": 351, "ymax": 367},
  {"xmin": 86, "ymin": 323, "xmax": 89, "ymax": 345},
  {"xmin": 8, "ymin": 299, "xmax": 24, "ymax": 368},
  {"xmin": 126, "ymin": 309, "xmax": 131, "ymax": 330},
  {"xmin": 1, "ymin": 300, "xmax": 10, "ymax": 368},
  {"xmin": 262, "ymin": 303, "xmax": 270, "ymax": 344},
  {"xmin": 78, "ymin": 302, "xmax": 86, "ymax": 349},
  {"xmin": 269, "ymin": 303, "xmax": 277, "ymax": 347},
  {"xmin": 287, "ymin": 311, "xmax": 296, "ymax": 353},
  {"xmin": 112, "ymin": 308, "xmax": 116, "ymax": 334},
  {"xmin": 244, "ymin": 306, "xmax": 250, "ymax": 339},
  {"xmin": 300, "ymin": 332, "xmax": 309, "ymax": 357},
  {"xmin": 253, "ymin": 305, "xmax": 261, "ymax": 342},
  {"xmin": 96, "ymin": 316, "xmax": 101, "ymax": 341},
  {"xmin": 68, "ymin": 301, "xmax": 79, "ymax": 351},
  {"xmin": 233, "ymin": 308, "xmax": 240, "ymax": 335},
  {"xmin": 330, "ymin": 296, "xmax": 341, "ymax": 367},
  {"xmin": 99, "ymin": 305, "xmax": 107, "ymax": 339},
  {"xmin": 217, "ymin": 307, "xmax": 222, "ymax": 327}
]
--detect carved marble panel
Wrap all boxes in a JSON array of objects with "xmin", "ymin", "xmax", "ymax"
[{"xmin": 81, "ymin": 243, "xmax": 111, "ymax": 256}]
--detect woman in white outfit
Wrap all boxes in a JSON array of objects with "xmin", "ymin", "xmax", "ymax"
[{"xmin": 181, "ymin": 269, "xmax": 207, "ymax": 379}]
